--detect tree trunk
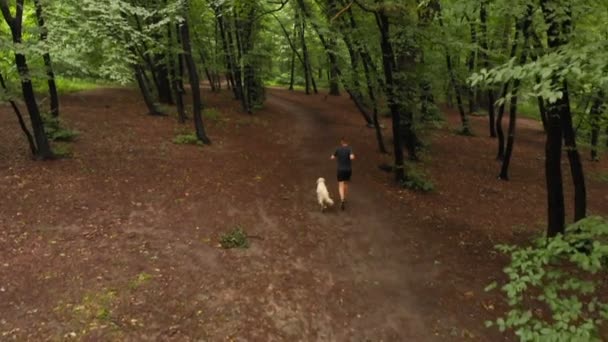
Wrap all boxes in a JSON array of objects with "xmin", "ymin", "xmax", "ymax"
[
  {"xmin": 1, "ymin": 0, "xmax": 53, "ymax": 159},
  {"xmin": 540, "ymin": 0, "xmax": 579, "ymax": 236},
  {"xmin": 437, "ymin": 6, "xmax": 469, "ymax": 134},
  {"xmin": 499, "ymin": 5, "xmax": 533, "ymax": 180},
  {"xmin": 134, "ymin": 65, "xmax": 165, "ymax": 116},
  {"xmin": 560, "ymin": 81, "xmax": 586, "ymax": 222},
  {"xmin": 34, "ymin": 0, "xmax": 59, "ymax": 118},
  {"xmin": 496, "ymin": 21, "xmax": 521, "ymax": 160},
  {"xmin": 480, "ymin": 0, "xmax": 496, "ymax": 137},
  {"xmin": 168, "ymin": 23, "xmax": 186, "ymax": 123},
  {"xmin": 376, "ymin": 10, "xmax": 405, "ymax": 182},
  {"xmin": 0, "ymin": 71, "xmax": 37, "ymax": 155},
  {"xmin": 300, "ymin": 16, "xmax": 312, "ymax": 95},
  {"xmin": 590, "ymin": 91, "xmax": 603, "ymax": 161},
  {"xmin": 467, "ymin": 16, "xmax": 478, "ymax": 115},
  {"xmin": 289, "ymin": 23, "xmax": 297, "ymax": 91},
  {"xmin": 180, "ymin": 13, "xmax": 211, "ymax": 144}
]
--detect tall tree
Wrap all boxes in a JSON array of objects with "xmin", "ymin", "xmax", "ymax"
[
  {"xmin": 1, "ymin": 0, "xmax": 53, "ymax": 160},
  {"xmin": 33, "ymin": 0, "xmax": 59, "ymax": 118},
  {"xmin": 180, "ymin": 5, "xmax": 211, "ymax": 144}
]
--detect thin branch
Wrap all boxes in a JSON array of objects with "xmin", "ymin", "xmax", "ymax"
[
  {"xmin": 253, "ymin": 0, "xmax": 289, "ymax": 22},
  {"xmin": 272, "ymin": 12, "xmax": 305, "ymax": 64},
  {"xmin": 0, "ymin": 0, "xmax": 14, "ymax": 25},
  {"xmin": 352, "ymin": 0, "xmax": 375, "ymax": 13},
  {"xmin": 331, "ymin": 0, "xmax": 353, "ymax": 22}
]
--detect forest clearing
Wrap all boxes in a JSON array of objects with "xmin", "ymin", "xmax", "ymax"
[{"xmin": 1, "ymin": 0, "xmax": 608, "ymax": 340}]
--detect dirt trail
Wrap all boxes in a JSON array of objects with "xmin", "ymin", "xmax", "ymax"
[
  {"xmin": 264, "ymin": 89, "xmax": 438, "ymax": 340},
  {"xmin": 6, "ymin": 86, "xmax": 606, "ymax": 340}
]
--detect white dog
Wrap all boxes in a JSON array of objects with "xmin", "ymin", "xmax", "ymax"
[{"xmin": 316, "ymin": 177, "xmax": 334, "ymax": 212}]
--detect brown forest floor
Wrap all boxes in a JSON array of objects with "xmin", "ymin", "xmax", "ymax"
[{"xmin": 1, "ymin": 86, "xmax": 607, "ymax": 341}]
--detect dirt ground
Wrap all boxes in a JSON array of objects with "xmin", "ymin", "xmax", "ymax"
[{"xmin": 1, "ymin": 86, "xmax": 607, "ymax": 341}]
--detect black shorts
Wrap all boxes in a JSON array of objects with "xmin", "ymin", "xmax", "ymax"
[{"xmin": 337, "ymin": 170, "xmax": 352, "ymax": 182}]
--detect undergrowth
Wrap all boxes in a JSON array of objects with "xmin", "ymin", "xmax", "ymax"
[
  {"xmin": 42, "ymin": 114, "xmax": 79, "ymax": 142},
  {"xmin": 173, "ymin": 132, "xmax": 202, "ymax": 145},
  {"xmin": 486, "ymin": 216, "xmax": 608, "ymax": 341},
  {"xmin": 220, "ymin": 227, "xmax": 249, "ymax": 249},
  {"xmin": 401, "ymin": 162, "xmax": 435, "ymax": 192}
]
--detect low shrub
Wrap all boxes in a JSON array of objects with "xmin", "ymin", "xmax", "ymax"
[{"xmin": 486, "ymin": 216, "xmax": 608, "ymax": 341}]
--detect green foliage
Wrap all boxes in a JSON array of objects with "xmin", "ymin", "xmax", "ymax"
[
  {"xmin": 219, "ymin": 227, "xmax": 249, "ymax": 249},
  {"xmin": 42, "ymin": 114, "xmax": 79, "ymax": 142},
  {"xmin": 172, "ymin": 132, "xmax": 202, "ymax": 146},
  {"xmin": 51, "ymin": 142, "xmax": 73, "ymax": 158},
  {"xmin": 401, "ymin": 163, "xmax": 434, "ymax": 192},
  {"xmin": 202, "ymin": 108, "xmax": 221, "ymax": 122},
  {"xmin": 487, "ymin": 216, "xmax": 608, "ymax": 341}
]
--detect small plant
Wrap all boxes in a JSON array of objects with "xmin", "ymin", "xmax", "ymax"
[
  {"xmin": 42, "ymin": 114, "xmax": 79, "ymax": 142},
  {"xmin": 486, "ymin": 216, "xmax": 608, "ymax": 341},
  {"xmin": 173, "ymin": 132, "xmax": 202, "ymax": 145},
  {"xmin": 220, "ymin": 227, "xmax": 249, "ymax": 249},
  {"xmin": 203, "ymin": 108, "xmax": 221, "ymax": 122},
  {"xmin": 129, "ymin": 272, "xmax": 153, "ymax": 290},
  {"xmin": 52, "ymin": 143, "xmax": 73, "ymax": 158},
  {"xmin": 401, "ymin": 164, "xmax": 434, "ymax": 192}
]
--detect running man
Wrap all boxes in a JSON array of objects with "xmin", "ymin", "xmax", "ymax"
[{"xmin": 331, "ymin": 137, "xmax": 355, "ymax": 210}]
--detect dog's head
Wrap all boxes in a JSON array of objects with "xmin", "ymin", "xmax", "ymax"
[{"xmin": 317, "ymin": 177, "xmax": 326, "ymax": 184}]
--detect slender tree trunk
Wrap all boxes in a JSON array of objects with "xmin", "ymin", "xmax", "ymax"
[
  {"xmin": 467, "ymin": 16, "xmax": 478, "ymax": 115},
  {"xmin": 377, "ymin": 10, "xmax": 404, "ymax": 182},
  {"xmin": 216, "ymin": 12, "xmax": 240, "ymax": 100},
  {"xmin": 1, "ymin": 1, "xmax": 53, "ymax": 159},
  {"xmin": 496, "ymin": 21, "xmax": 521, "ymax": 160},
  {"xmin": 180, "ymin": 13, "xmax": 211, "ymax": 144},
  {"xmin": 289, "ymin": 23, "xmax": 297, "ymax": 91},
  {"xmin": 560, "ymin": 81, "xmax": 586, "ymax": 221},
  {"xmin": 499, "ymin": 6, "xmax": 533, "ymax": 180},
  {"xmin": 590, "ymin": 91, "xmax": 603, "ymax": 161},
  {"xmin": 437, "ymin": 6, "xmax": 469, "ymax": 134},
  {"xmin": 0, "ymin": 72, "xmax": 37, "ymax": 155},
  {"xmin": 540, "ymin": 0, "xmax": 583, "ymax": 236},
  {"xmin": 480, "ymin": 0, "xmax": 496, "ymax": 137},
  {"xmin": 134, "ymin": 65, "xmax": 165, "ymax": 116},
  {"xmin": 33, "ymin": 0, "xmax": 59, "ymax": 118},
  {"xmin": 300, "ymin": 16, "xmax": 312, "ymax": 95},
  {"xmin": 168, "ymin": 23, "xmax": 186, "ymax": 123}
]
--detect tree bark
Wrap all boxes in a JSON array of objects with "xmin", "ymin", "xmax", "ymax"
[
  {"xmin": 1, "ymin": 0, "xmax": 53, "ymax": 159},
  {"xmin": 34, "ymin": 0, "xmax": 59, "ymax": 118},
  {"xmin": 0, "ymin": 72, "xmax": 37, "ymax": 155},
  {"xmin": 480, "ymin": 0, "xmax": 496, "ymax": 137},
  {"xmin": 180, "ymin": 13, "xmax": 211, "ymax": 144},
  {"xmin": 134, "ymin": 65, "xmax": 165, "ymax": 116},
  {"xmin": 376, "ymin": 10, "xmax": 405, "ymax": 181},
  {"xmin": 167, "ymin": 23, "xmax": 186, "ymax": 123},
  {"xmin": 496, "ymin": 21, "xmax": 521, "ymax": 160},
  {"xmin": 437, "ymin": 4, "xmax": 469, "ymax": 134},
  {"xmin": 499, "ymin": 5, "xmax": 533, "ymax": 180},
  {"xmin": 540, "ymin": 0, "xmax": 583, "ymax": 236},
  {"xmin": 589, "ymin": 91, "xmax": 603, "ymax": 161}
]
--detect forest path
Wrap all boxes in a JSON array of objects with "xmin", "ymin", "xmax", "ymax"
[{"xmin": 261, "ymin": 88, "xmax": 440, "ymax": 340}]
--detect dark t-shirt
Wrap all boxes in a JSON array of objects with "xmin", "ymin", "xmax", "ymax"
[{"xmin": 334, "ymin": 146, "xmax": 353, "ymax": 171}]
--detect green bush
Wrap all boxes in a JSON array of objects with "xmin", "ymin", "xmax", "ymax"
[
  {"xmin": 52, "ymin": 143, "xmax": 73, "ymax": 158},
  {"xmin": 220, "ymin": 227, "xmax": 249, "ymax": 249},
  {"xmin": 401, "ymin": 164, "xmax": 434, "ymax": 192},
  {"xmin": 42, "ymin": 114, "xmax": 79, "ymax": 142},
  {"xmin": 172, "ymin": 133, "xmax": 202, "ymax": 145},
  {"xmin": 486, "ymin": 216, "xmax": 608, "ymax": 341}
]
